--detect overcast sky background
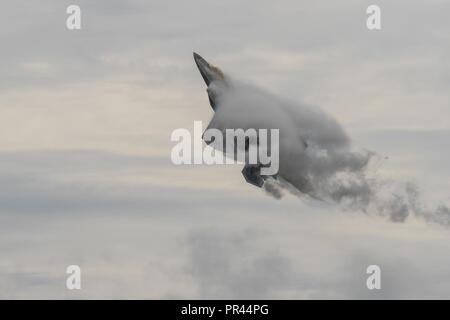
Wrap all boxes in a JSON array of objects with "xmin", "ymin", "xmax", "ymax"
[{"xmin": 1, "ymin": 0, "xmax": 450, "ymax": 299}]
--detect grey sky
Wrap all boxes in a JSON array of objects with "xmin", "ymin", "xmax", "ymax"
[{"xmin": 1, "ymin": 0, "xmax": 450, "ymax": 298}]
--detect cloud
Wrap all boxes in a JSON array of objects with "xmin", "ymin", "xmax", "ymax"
[
  {"xmin": 181, "ymin": 225, "xmax": 450, "ymax": 299},
  {"xmin": 1, "ymin": 0, "xmax": 450, "ymax": 299},
  {"xmin": 1, "ymin": 150, "xmax": 450, "ymax": 299},
  {"xmin": 184, "ymin": 229, "xmax": 302, "ymax": 299}
]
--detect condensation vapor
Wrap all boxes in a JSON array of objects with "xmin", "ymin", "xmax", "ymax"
[{"xmin": 207, "ymin": 74, "xmax": 450, "ymax": 225}]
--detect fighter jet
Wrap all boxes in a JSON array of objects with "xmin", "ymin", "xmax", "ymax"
[{"xmin": 193, "ymin": 52, "xmax": 358, "ymax": 194}]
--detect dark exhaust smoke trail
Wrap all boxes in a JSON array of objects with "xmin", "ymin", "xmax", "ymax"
[{"xmin": 250, "ymin": 89, "xmax": 450, "ymax": 225}]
